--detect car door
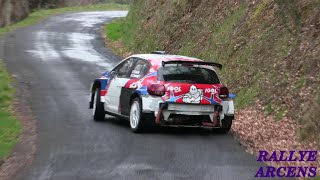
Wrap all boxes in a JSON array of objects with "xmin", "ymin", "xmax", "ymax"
[
  {"xmin": 104, "ymin": 58, "xmax": 135, "ymax": 113},
  {"xmin": 120, "ymin": 59, "xmax": 151, "ymax": 116}
]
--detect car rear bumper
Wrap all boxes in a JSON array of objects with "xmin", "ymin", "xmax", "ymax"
[
  {"xmin": 157, "ymin": 103, "xmax": 233, "ymax": 121},
  {"xmin": 141, "ymin": 96, "xmax": 234, "ymax": 126}
]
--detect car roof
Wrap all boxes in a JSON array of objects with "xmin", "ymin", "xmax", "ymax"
[{"xmin": 129, "ymin": 54, "xmax": 202, "ymax": 67}]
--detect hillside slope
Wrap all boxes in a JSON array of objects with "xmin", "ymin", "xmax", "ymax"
[{"xmin": 108, "ymin": 0, "xmax": 320, "ymax": 144}]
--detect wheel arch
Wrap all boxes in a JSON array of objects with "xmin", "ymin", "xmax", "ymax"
[
  {"xmin": 89, "ymin": 80, "xmax": 102, "ymax": 109},
  {"xmin": 91, "ymin": 80, "xmax": 101, "ymax": 92},
  {"xmin": 129, "ymin": 92, "xmax": 142, "ymax": 106}
]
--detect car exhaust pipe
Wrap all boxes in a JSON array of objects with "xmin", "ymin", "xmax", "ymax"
[
  {"xmin": 155, "ymin": 103, "xmax": 168, "ymax": 124},
  {"xmin": 202, "ymin": 106, "xmax": 222, "ymax": 127},
  {"xmin": 202, "ymin": 111, "xmax": 219, "ymax": 127},
  {"xmin": 155, "ymin": 109, "xmax": 163, "ymax": 124}
]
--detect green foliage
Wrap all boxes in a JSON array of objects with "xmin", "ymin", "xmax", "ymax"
[
  {"xmin": 264, "ymin": 104, "xmax": 273, "ymax": 114},
  {"xmin": 105, "ymin": 19, "xmax": 126, "ymax": 41},
  {"xmin": 294, "ymin": 77, "xmax": 305, "ymax": 91},
  {"xmin": 236, "ymin": 84, "xmax": 260, "ymax": 109},
  {"xmin": 109, "ymin": 2, "xmax": 145, "ymax": 51},
  {"xmin": 0, "ymin": 61, "xmax": 21, "ymax": 159},
  {"xmin": 317, "ymin": 88, "xmax": 320, "ymax": 104},
  {"xmin": 213, "ymin": 4, "xmax": 246, "ymax": 39},
  {"xmin": 274, "ymin": 0, "xmax": 303, "ymax": 34},
  {"xmin": 275, "ymin": 110, "xmax": 286, "ymax": 121},
  {"xmin": 179, "ymin": 42, "xmax": 196, "ymax": 56},
  {"xmin": 251, "ymin": 0, "xmax": 271, "ymax": 20}
]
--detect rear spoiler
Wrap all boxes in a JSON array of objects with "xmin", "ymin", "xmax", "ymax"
[{"xmin": 162, "ymin": 60, "xmax": 223, "ymax": 70}]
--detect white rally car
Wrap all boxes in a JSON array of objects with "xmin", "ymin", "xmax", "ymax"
[{"xmin": 90, "ymin": 52, "xmax": 235, "ymax": 133}]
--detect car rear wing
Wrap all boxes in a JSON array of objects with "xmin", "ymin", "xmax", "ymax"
[{"xmin": 162, "ymin": 60, "xmax": 223, "ymax": 70}]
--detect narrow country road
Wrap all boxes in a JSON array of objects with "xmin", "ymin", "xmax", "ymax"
[{"xmin": 0, "ymin": 11, "xmax": 265, "ymax": 180}]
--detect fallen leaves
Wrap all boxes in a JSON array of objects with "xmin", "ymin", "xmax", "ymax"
[{"xmin": 232, "ymin": 107, "xmax": 320, "ymax": 177}]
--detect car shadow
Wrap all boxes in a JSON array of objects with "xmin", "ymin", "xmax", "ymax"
[
  {"xmin": 95, "ymin": 116, "xmax": 229, "ymax": 137},
  {"xmin": 94, "ymin": 116, "xmax": 130, "ymax": 129}
]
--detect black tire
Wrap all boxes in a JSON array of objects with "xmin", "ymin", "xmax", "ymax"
[
  {"xmin": 92, "ymin": 88, "xmax": 105, "ymax": 121},
  {"xmin": 214, "ymin": 116, "xmax": 233, "ymax": 134},
  {"xmin": 129, "ymin": 98, "xmax": 149, "ymax": 133}
]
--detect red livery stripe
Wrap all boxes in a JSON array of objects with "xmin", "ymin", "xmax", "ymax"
[{"xmin": 101, "ymin": 90, "xmax": 106, "ymax": 96}]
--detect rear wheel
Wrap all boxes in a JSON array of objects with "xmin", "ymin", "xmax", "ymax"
[
  {"xmin": 130, "ymin": 98, "xmax": 148, "ymax": 133},
  {"xmin": 92, "ymin": 88, "xmax": 105, "ymax": 121},
  {"xmin": 214, "ymin": 116, "xmax": 233, "ymax": 134}
]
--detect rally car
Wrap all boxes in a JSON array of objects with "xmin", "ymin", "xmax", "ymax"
[{"xmin": 89, "ymin": 52, "xmax": 235, "ymax": 133}]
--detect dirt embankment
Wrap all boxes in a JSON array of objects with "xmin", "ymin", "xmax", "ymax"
[{"xmin": 0, "ymin": 0, "xmax": 29, "ymax": 27}]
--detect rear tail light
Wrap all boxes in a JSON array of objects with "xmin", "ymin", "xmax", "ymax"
[
  {"xmin": 147, "ymin": 83, "xmax": 165, "ymax": 96},
  {"xmin": 219, "ymin": 85, "xmax": 229, "ymax": 99}
]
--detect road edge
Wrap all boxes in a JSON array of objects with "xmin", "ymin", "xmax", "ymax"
[{"xmin": 0, "ymin": 71, "xmax": 37, "ymax": 180}]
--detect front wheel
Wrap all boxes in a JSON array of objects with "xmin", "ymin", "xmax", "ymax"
[
  {"xmin": 92, "ymin": 88, "xmax": 105, "ymax": 121},
  {"xmin": 129, "ymin": 98, "xmax": 148, "ymax": 133}
]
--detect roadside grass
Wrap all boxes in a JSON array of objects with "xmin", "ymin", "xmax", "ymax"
[
  {"xmin": 308, "ymin": 176, "xmax": 320, "ymax": 180},
  {"xmin": 0, "ymin": 3, "xmax": 128, "ymax": 160},
  {"xmin": 0, "ymin": 60, "xmax": 21, "ymax": 159},
  {"xmin": 235, "ymin": 84, "xmax": 260, "ymax": 109},
  {"xmin": 105, "ymin": 18, "xmax": 126, "ymax": 41},
  {"xmin": 104, "ymin": 18, "xmax": 134, "ymax": 57},
  {"xmin": 105, "ymin": 2, "xmax": 143, "ymax": 55},
  {"xmin": 264, "ymin": 104, "xmax": 274, "ymax": 114},
  {"xmin": 0, "ymin": 3, "xmax": 129, "ymax": 37},
  {"xmin": 275, "ymin": 110, "xmax": 286, "ymax": 121}
]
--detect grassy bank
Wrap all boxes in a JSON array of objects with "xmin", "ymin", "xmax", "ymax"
[
  {"xmin": 105, "ymin": 19, "xmax": 126, "ymax": 41},
  {"xmin": 0, "ymin": 3, "xmax": 128, "ymax": 161},
  {"xmin": 0, "ymin": 61, "xmax": 21, "ymax": 159},
  {"xmin": 104, "ymin": 18, "xmax": 132, "ymax": 56},
  {"xmin": 0, "ymin": 3, "xmax": 129, "ymax": 37}
]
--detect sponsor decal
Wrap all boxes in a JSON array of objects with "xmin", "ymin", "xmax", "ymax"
[
  {"xmin": 205, "ymin": 88, "xmax": 217, "ymax": 94},
  {"xmin": 163, "ymin": 84, "xmax": 222, "ymax": 104},
  {"xmin": 255, "ymin": 150, "xmax": 318, "ymax": 178},
  {"xmin": 129, "ymin": 82, "xmax": 138, "ymax": 88},
  {"xmin": 182, "ymin": 85, "xmax": 203, "ymax": 104},
  {"xmin": 167, "ymin": 86, "xmax": 181, "ymax": 92}
]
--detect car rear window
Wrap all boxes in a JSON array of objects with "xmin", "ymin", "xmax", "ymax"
[{"xmin": 157, "ymin": 65, "xmax": 220, "ymax": 84}]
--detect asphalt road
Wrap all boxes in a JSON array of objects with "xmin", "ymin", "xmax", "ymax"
[{"xmin": 0, "ymin": 11, "xmax": 265, "ymax": 180}]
